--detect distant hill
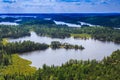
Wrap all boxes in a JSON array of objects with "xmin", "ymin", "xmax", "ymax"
[{"xmin": 0, "ymin": 13, "xmax": 120, "ymax": 28}]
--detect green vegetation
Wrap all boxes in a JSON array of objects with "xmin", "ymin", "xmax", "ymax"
[
  {"xmin": 0, "ymin": 39, "xmax": 84, "ymax": 55},
  {"xmin": 0, "ymin": 24, "xmax": 120, "ymax": 43},
  {"xmin": 0, "ymin": 54, "xmax": 36, "ymax": 80},
  {"xmin": 34, "ymin": 26, "xmax": 120, "ymax": 43},
  {"xmin": 0, "ymin": 49, "xmax": 120, "ymax": 80},
  {"xmin": 0, "ymin": 25, "xmax": 30, "ymax": 38},
  {"xmin": 51, "ymin": 41, "xmax": 84, "ymax": 50},
  {"xmin": 71, "ymin": 33, "xmax": 91, "ymax": 39},
  {"xmin": 22, "ymin": 20, "xmax": 55, "ymax": 25},
  {"xmin": 0, "ymin": 40, "xmax": 49, "ymax": 54},
  {"xmin": 0, "ymin": 21, "xmax": 120, "ymax": 80},
  {"xmin": 77, "ymin": 15, "xmax": 120, "ymax": 28},
  {"xmin": 1, "ymin": 14, "xmax": 120, "ymax": 28},
  {"xmin": 36, "ymin": 50, "xmax": 120, "ymax": 80},
  {"xmin": 0, "ymin": 50, "xmax": 12, "ymax": 66}
]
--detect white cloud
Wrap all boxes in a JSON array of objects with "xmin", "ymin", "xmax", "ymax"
[{"xmin": 0, "ymin": 0, "xmax": 120, "ymax": 13}]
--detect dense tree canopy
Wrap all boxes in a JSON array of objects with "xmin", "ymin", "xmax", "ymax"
[
  {"xmin": 51, "ymin": 41, "xmax": 84, "ymax": 50},
  {"xmin": 29, "ymin": 25, "xmax": 120, "ymax": 43},
  {"xmin": 0, "ymin": 40, "xmax": 49, "ymax": 54},
  {"xmin": 0, "ymin": 25, "xmax": 30, "ymax": 38}
]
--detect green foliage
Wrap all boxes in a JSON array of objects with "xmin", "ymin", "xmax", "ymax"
[
  {"xmin": 0, "ymin": 40, "xmax": 49, "ymax": 54},
  {"xmin": 71, "ymin": 33, "xmax": 91, "ymax": 39},
  {"xmin": 50, "ymin": 41, "xmax": 84, "ymax": 50},
  {"xmin": 51, "ymin": 41, "xmax": 61, "ymax": 49},
  {"xmin": 1, "ymin": 39, "xmax": 8, "ymax": 47},
  {"xmin": 0, "ymin": 50, "xmax": 11, "ymax": 66},
  {"xmin": 22, "ymin": 20, "xmax": 55, "ymax": 25},
  {"xmin": 0, "ymin": 23, "xmax": 120, "ymax": 43},
  {"xmin": 36, "ymin": 50, "xmax": 120, "ymax": 80},
  {"xmin": 32, "ymin": 25, "xmax": 120, "ymax": 43},
  {"xmin": 0, "ymin": 25, "xmax": 30, "ymax": 38},
  {"xmin": 0, "ymin": 21, "xmax": 120, "ymax": 80},
  {"xmin": 0, "ymin": 54, "xmax": 36, "ymax": 80},
  {"xmin": 0, "ymin": 47, "xmax": 120, "ymax": 80},
  {"xmin": 78, "ymin": 15, "xmax": 120, "ymax": 28}
]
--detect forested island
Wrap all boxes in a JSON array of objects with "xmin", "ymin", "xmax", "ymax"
[
  {"xmin": 0, "ymin": 39, "xmax": 84, "ymax": 54},
  {"xmin": 51, "ymin": 41, "xmax": 84, "ymax": 50},
  {"xmin": 0, "ymin": 20, "xmax": 120, "ymax": 80}
]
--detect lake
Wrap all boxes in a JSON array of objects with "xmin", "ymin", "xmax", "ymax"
[
  {"xmin": 54, "ymin": 20, "xmax": 96, "ymax": 27},
  {"xmin": 0, "ymin": 22, "xmax": 19, "ymax": 25},
  {"xmin": 9, "ymin": 32, "xmax": 120, "ymax": 68},
  {"xmin": 54, "ymin": 20, "xmax": 81, "ymax": 27}
]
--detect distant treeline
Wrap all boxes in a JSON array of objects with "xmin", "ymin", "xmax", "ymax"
[
  {"xmin": 56, "ymin": 15, "xmax": 120, "ymax": 28},
  {"xmin": 1, "ymin": 14, "xmax": 120, "ymax": 27},
  {"xmin": 32, "ymin": 25, "xmax": 120, "ymax": 43},
  {"xmin": 0, "ymin": 24, "xmax": 120, "ymax": 43}
]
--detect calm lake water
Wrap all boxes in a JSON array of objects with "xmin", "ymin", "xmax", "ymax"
[
  {"xmin": 0, "ymin": 22, "xmax": 19, "ymax": 25},
  {"xmin": 54, "ymin": 20, "xmax": 95, "ymax": 27},
  {"xmin": 9, "ymin": 32, "xmax": 120, "ymax": 68}
]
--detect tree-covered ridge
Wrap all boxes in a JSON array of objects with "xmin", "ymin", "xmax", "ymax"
[
  {"xmin": 57, "ymin": 14, "xmax": 120, "ymax": 28},
  {"xmin": 1, "ymin": 14, "xmax": 120, "ymax": 28}
]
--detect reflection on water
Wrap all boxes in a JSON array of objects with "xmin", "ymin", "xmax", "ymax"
[
  {"xmin": 9, "ymin": 32, "xmax": 120, "ymax": 68},
  {"xmin": 0, "ymin": 22, "xmax": 19, "ymax": 25},
  {"xmin": 54, "ymin": 20, "xmax": 81, "ymax": 27}
]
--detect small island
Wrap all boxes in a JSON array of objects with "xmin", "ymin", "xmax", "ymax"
[
  {"xmin": 51, "ymin": 41, "xmax": 85, "ymax": 50},
  {"xmin": 0, "ymin": 39, "xmax": 85, "ymax": 55}
]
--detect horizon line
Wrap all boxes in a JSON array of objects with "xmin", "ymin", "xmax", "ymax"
[{"xmin": 0, "ymin": 12, "xmax": 120, "ymax": 14}]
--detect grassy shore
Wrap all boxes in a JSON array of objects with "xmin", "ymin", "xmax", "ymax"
[
  {"xmin": 71, "ymin": 33, "xmax": 91, "ymax": 39},
  {"xmin": 0, "ymin": 54, "xmax": 36, "ymax": 79}
]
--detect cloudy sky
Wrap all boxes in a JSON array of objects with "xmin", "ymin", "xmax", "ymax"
[{"xmin": 0, "ymin": 0, "xmax": 120, "ymax": 13}]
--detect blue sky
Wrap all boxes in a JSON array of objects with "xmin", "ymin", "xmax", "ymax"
[{"xmin": 0, "ymin": 0, "xmax": 120, "ymax": 13}]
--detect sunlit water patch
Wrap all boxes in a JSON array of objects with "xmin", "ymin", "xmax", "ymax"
[{"xmin": 0, "ymin": 22, "xmax": 19, "ymax": 25}]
